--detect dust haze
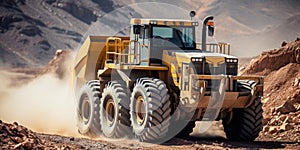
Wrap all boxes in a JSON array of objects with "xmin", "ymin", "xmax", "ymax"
[{"xmin": 0, "ymin": 57, "xmax": 80, "ymax": 137}]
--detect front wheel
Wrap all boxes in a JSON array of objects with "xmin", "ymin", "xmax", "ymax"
[
  {"xmin": 130, "ymin": 78, "xmax": 171, "ymax": 142},
  {"xmin": 222, "ymin": 81, "xmax": 263, "ymax": 141}
]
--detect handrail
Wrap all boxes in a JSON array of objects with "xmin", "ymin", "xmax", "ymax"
[
  {"xmin": 105, "ymin": 37, "xmax": 141, "ymax": 65},
  {"xmin": 196, "ymin": 42, "xmax": 231, "ymax": 55}
]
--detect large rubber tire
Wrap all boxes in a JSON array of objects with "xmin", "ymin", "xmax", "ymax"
[
  {"xmin": 176, "ymin": 121, "xmax": 195, "ymax": 138},
  {"xmin": 130, "ymin": 78, "xmax": 171, "ymax": 142},
  {"xmin": 76, "ymin": 80, "xmax": 102, "ymax": 137},
  {"xmin": 222, "ymin": 80, "xmax": 263, "ymax": 141},
  {"xmin": 100, "ymin": 81, "xmax": 131, "ymax": 138}
]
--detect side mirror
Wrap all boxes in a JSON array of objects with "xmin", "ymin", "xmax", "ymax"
[
  {"xmin": 208, "ymin": 26, "xmax": 214, "ymax": 37},
  {"xmin": 133, "ymin": 25, "xmax": 141, "ymax": 34}
]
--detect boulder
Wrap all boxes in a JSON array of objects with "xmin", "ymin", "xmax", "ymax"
[
  {"xmin": 292, "ymin": 117, "xmax": 299, "ymax": 125},
  {"xmin": 262, "ymin": 97, "xmax": 270, "ymax": 104},
  {"xmin": 291, "ymin": 90, "xmax": 300, "ymax": 103},
  {"xmin": 269, "ymin": 126, "xmax": 278, "ymax": 134},
  {"xmin": 269, "ymin": 118, "xmax": 278, "ymax": 126},
  {"xmin": 263, "ymin": 117, "xmax": 271, "ymax": 125},
  {"xmin": 263, "ymin": 126, "xmax": 270, "ymax": 132},
  {"xmin": 283, "ymin": 116, "xmax": 293, "ymax": 123},
  {"xmin": 279, "ymin": 115, "xmax": 287, "ymax": 122},
  {"xmin": 276, "ymin": 101, "xmax": 296, "ymax": 114},
  {"xmin": 281, "ymin": 41, "xmax": 287, "ymax": 47},
  {"xmin": 271, "ymin": 107, "xmax": 276, "ymax": 114},
  {"xmin": 279, "ymin": 123, "xmax": 293, "ymax": 132},
  {"xmin": 293, "ymin": 78, "xmax": 300, "ymax": 86}
]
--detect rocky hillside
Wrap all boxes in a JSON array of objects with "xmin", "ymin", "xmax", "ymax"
[
  {"xmin": 242, "ymin": 38, "xmax": 300, "ymax": 142},
  {"xmin": 0, "ymin": 0, "xmax": 107, "ymax": 68},
  {"xmin": 0, "ymin": 0, "xmax": 299, "ymax": 68}
]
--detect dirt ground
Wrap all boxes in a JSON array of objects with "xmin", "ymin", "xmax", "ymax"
[
  {"xmin": 1, "ymin": 120, "xmax": 300, "ymax": 150},
  {"xmin": 35, "ymin": 133, "xmax": 300, "ymax": 150}
]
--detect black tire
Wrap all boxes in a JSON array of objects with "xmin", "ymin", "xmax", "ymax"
[
  {"xmin": 130, "ymin": 78, "xmax": 171, "ymax": 142},
  {"xmin": 176, "ymin": 121, "xmax": 195, "ymax": 138},
  {"xmin": 100, "ymin": 81, "xmax": 131, "ymax": 138},
  {"xmin": 222, "ymin": 80, "xmax": 263, "ymax": 141},
  {"xmin": 76, "ymin": 80, "xmax": 102, "ymax": 137}
]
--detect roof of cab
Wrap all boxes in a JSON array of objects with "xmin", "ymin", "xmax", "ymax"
[{"xmin": 130, "ymin": 18, "xmax": 199, "ymax": 26}]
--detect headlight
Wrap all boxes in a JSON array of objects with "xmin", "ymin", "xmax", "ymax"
[
  {"xmin": 226, "ymin": 58, "xmax": 238, "ymax": 63},
  {"xmin": 192, "ymin": 22, "xmax": 199, "ymax": 26},
  {"xmin": 150, "ymin": 20, "xmax": 157, "ymax": 24},
  {"xmin": 191, "ymin": 57, "xmax": 203, "ymax": 62}
]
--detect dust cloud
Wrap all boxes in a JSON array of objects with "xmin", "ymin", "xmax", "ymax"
[
  {"xmin": 0, "ymin": 58, "xmax": 80, "ymax": 137},
  {"xmin": 192, "ymin": 121, "xmax": 226, "ymax": 139}
]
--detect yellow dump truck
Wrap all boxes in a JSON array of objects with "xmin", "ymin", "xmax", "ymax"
[{"xmin": 72, "ymin": 13, "xmax": 264, "ymax": 142}]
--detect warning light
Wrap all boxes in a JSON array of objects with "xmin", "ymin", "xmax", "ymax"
[
  {"xmin": 207, "ymin": 21, "xmax": 214, "ymax": 26},
  {"xmin": 134, "ymin": 19, "xmax": 141, "ymax": 24}
]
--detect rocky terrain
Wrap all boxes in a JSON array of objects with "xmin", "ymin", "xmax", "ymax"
[
  {"xmin": 0, "ymin": 120, "xmax": 85, "ymax": 149},
  {"xmin": 1, "ymin": 119, "xmax": 300, "ymax": 150},
  {"xmin": 243, "ymin": 38, "xmax": 300, "ymax": 142}
]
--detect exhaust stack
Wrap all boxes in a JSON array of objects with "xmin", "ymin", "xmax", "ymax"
[{"xmin": 201, "ymin": 16, "xmax": 214, "ymax": 51}]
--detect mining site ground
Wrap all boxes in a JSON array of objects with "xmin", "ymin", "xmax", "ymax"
[
  {"xmin": 1, "ymin": 119, "xmax": 300, "ymax": 149},
  {"xmin": 35, "ymin": 132, "xmax": 300, "ymax": 150}
]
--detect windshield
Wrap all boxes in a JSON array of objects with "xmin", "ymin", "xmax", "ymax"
[{"xmin": 152, "ymin": 26, "xmax": 195, "ymax": 49}]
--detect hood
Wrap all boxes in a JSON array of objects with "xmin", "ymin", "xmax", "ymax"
[{"xmin": 174, "ymin": 50, "xmax": 237, "ymax": 59}]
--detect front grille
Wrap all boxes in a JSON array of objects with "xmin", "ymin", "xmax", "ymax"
[
  {"xmin": 226, "ymin": 62, "xmax": 238, "ymax": 75},
  {"xmin": 193, "ymin": 62, "xmax": 204, "ymax": 74},
  {"xmin": 192, "ymin": 61, "xmax": 237, "ymax": 91},
  {"xmin": 192, "ymin": 62, "xmax": 226, "ymax": 75},
  {"xmin": 204, "ymin": 63, "xmax": 226, "ymax": 75}
]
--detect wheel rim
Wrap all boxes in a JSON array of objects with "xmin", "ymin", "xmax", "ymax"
[
  {"xmin": 105, "ymin": 98, "xmax": 115, "ymax": 127},
  {"xmin": 135, "ymin": 95, "xmax": 146, "ymax": 125},
  {"xmin": 81, "ymin": 95, "xmax": 91, "ymax": 124}
]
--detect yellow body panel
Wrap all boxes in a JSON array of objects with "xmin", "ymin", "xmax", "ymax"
[
  {"xmin": 72, "ymin": 36, "xmax": 108, "ymax": 90},
  {"xmin": 205, "ymin": 57, "xmax": 225, "ymax": 67}
]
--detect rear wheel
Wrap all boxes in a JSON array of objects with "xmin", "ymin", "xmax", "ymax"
[
  {"xmin": 100, "ymin": 81, "xmax": 131, "ymax": 138},
  {"xmin": 130, "ymin": 78, "xmax": 171, "ymax": 142},
  {"xmin": 76, "ymin": 80, "xmax": 101, "ymax": 137},
  {"xmin": 222, "ymin": 80, "xmax": 263, "ymax": 141}
]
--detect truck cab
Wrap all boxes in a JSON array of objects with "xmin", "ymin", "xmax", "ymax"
[{"xmin": 130, "ymin": 18, "xmax": 198, "ymax": 66}]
